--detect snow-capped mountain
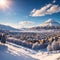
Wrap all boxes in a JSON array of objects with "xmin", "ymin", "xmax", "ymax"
[
  {"xmin": 40, "ymin": 19, "xmax": 60, "ymax": 27},
  {"xmin": 0, "ymin": 24, "xmax": 19, "ymax": 31},
  {"xmin": 0, "ymin": 19, "xmax": 60, "ymax": 31},
  {"xmin": 31, "ymin": 19, "xmax": 60, "ymax": 30}
]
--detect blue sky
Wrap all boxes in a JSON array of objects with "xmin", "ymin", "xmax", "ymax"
[{"xmin": 0, "ymin": 0, "xmax": 60, "ymax": 28}]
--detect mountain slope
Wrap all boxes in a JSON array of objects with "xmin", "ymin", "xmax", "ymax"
[
  {"xmin": 0, "ymin": 24, "xmax": 19, "ymax": 31},
  {"xmin": 0, "ymin": 42, "xmax": 60, "ymax": 60},
  {"xmin": 0, "ymin": 42, "xmax": 36, "ymax": 60}
]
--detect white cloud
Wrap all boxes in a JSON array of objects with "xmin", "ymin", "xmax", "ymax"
[
  {"xmin": 31, "ymin": 9, "xmax": 36, "ymax": 14},
  {"xmin": 47, "ymin": 5, "xmax": 60, "ymax": 14},
  {"xmin": 30, "ymin": 4, "xmax": 60, "ymax": 17},
  {"xmin": 19, "ymin": 21, "xmax": 34, "ymax": 25},
  {"xmin": 19, "ymin": 21, "xmax": 36, "ymax": 28},
  {"xmin": 53, "ymin": 0, "xmax": 56, "ymax": 3}
]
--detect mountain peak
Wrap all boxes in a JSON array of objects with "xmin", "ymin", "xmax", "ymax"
[
  {"xmin": 45, "ymin": 19, "xmax": 55, "ymax": 23},
  {"xmin": 40, "ymin": 19, "xmax": 60, "ymax": 27},
  {"xmin": 29, "ymin": 19, "xmax": 60, "ymax": 30}
]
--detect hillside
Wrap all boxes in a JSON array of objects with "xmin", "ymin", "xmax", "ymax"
[
  {"xmin": 0, "ymin": 24, "xmax": 19, "ymax": 31},
  {"xmin": 0, "ymin": 42, "xmax": 60, "ymax": 60}
]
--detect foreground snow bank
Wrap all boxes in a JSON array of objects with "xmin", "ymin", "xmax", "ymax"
[
  {"xmin": 0, "ymin": 42, "xmax": 37, "ymax": 60},
  {"xmin": 0, "ymin": 42, "xmax": 60, "ymax": 60}
]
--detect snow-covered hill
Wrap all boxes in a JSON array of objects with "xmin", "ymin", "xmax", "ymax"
[
  {"xmin": 0, "ymin": 42, "xmax": 36, "ymax": 60},
  {"xmin": 0, "ymin": 24, "xmax": 19, "ymax": 31},
  {"xmin": 0, "ymin": 42, "xmax": 60, "ymax": 60}
]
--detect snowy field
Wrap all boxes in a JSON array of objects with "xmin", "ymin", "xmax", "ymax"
[
  {"xmin": 0, "ymin": 42, "xmax": 60, "ymax": 60},
  {"xmin": 10, "ymin": 29, "xmax": 60, "ymax": 33}
]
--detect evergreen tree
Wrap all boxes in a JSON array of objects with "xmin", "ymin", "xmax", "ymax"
[{"xmin": 1, "ymin": 34, "xmax": 6, "ymax": 43}]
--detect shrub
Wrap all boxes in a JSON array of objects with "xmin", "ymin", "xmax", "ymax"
[{"xmin": 47, "ymin": 40, "xmax": 60, "ymax": 51}]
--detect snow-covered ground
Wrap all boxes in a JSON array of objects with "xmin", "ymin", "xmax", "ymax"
[{"xmin": 0, "ymin": 42, "xmax": 60, "ymax": 60}]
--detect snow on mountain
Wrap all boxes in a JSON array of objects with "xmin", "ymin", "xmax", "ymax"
[
  {"xmin": 0, "ymin": 42, "xmax": 60, "ymax": 60},
  {"xmin": 29, "ymin": 19, "xmax": 60, "ymax": 31},
  {"xmin": 0, "ymin": 24, "xmax": 19, "ymax": 31},
  {"xmin": 0, "ymin": 19, "xmax": 60, "ymax": 31},
  {"xmin": 40, "ymin": 19, "xmax": 60, "ymax": 27}
]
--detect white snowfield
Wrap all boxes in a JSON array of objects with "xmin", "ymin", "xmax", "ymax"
[{"xmin": 0, "ymin": 42, "xmax": 60, "ymax": 60}]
